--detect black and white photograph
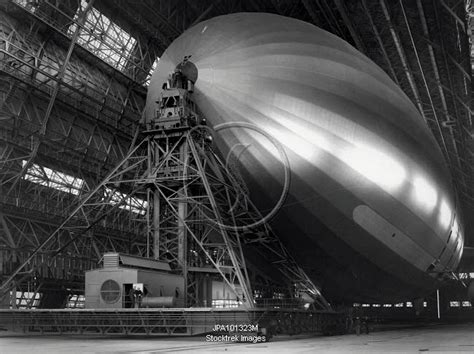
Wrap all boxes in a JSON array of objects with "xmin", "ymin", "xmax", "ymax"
[{"xmin": 0, "ymin": 0, "xmax": 473, "ymax": 352}]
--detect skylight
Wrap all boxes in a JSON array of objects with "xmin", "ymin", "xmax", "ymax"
[
  {"xmin": 22, "ymin": 161, "xmax": 84, "ymax": 195},
  {"xmin": 12, "ymin": 0, "xmax": 38, "ymax": 13},
  {"xmin": 104, "ymin": 187, "xmax": 147, "ymax": 215},
  {"xmin": 68, "ymin": 0, "xmax": 137, "ymax": 71},
  {"xmin": 145, "ymin": 58, "xmax": 160, "ymax": 86}
]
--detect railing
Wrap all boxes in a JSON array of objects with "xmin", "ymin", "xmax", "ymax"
[
  {"xmin": 255, "ymin": 298, "xmax": 306, "ymax": 309},
  {"xmin": 0, "ymin": 307, "xmax": 347, "ymax": 336}
]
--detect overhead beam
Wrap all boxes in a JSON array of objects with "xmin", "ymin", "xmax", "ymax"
[
  {"xmin": 439, "ymin": 0, "xmax": 465, "ymax": 32},
  {"xmin": 334, "ymin": 0, "xmax": 366, "ymax": 53},
  {"xmin": 301, "ymin": 0, "xmax": 322, "ymax": 27},
  {"xmin": 360, "ymin": 0, "xmax": 400, "ymax": 86},
  {"xmin": 398, "ymin": 0, "xmax": 452, "ymax": 164},
  {"xmin": 0, "ymin": 212, "xmax": 16, "ymax": 248},
  {"xmin": 379, "ymin": 0, "xmax": 427, "ymax": 122},
  {"xmin": 8, "ymin": 0, "xmax": 96, "ymax": 193},
  {"xmin": 189, "ymin": 1, "xmax": 220, "ymax": 28}
]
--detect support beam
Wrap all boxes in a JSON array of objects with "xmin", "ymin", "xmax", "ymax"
[
  {"xmin": 8, "ymin": 0, "xmax": 96, "ymax": 192},
  {"xmin": 439, "ymin": 0, "xmax": 465, "ymax": 31},
  {"xmin": 334, "ymin": 0, "xmax": 366, "ymax": 53},
  {"xmin": 379, "ymin": 0, "xmax": 427, "ymax": 122},
  {"xmin": 0, "ymin": 212, "xmax": 16, "ymax": 248},
  {"xmin": 360, "ymin": 0, "xmax": 400, "ymax": 86},
  {"xmin": 398, "ymin": 0, "xmax": 452, "ymax": 165}
]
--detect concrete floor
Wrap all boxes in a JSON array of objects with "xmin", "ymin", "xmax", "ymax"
[{"xmin": 1, "ymin": 323, "xmax": 474, "ymax": 353}]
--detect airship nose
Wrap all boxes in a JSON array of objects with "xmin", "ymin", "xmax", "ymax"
[{"xmin": 176, "ymin": 58, "xmax": 198, "ymax": 84}]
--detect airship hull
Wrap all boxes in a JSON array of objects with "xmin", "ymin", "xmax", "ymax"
[{"xmin": 146, "ymin": 13, "xmax": 464, "ymax": 303}]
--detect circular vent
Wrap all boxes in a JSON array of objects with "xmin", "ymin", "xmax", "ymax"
[{"xmin": 100, "ymin": 279, "xmax": 121, "ymax": 303}]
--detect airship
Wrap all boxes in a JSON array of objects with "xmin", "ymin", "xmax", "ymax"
[{"xmin": 145, "ymin": 13, "xmax": 464, "ymax": 304}]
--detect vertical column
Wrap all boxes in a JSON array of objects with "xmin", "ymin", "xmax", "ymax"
[
  {"xmin": 177, "ymin": 199, "xmax": 187, "ymax": 266},
  {"xmin": 436, "ymin": 289, "xmax": 441, "ymax": 320},
  {"xmin": 177, "ymin": 142, "xmax": 188, "ymax": 305},
  {"xmin": 148, "ymin": 136, "xmax": 161, "ymax": 260},
  {"xmin": 177, "ymin": 142, "xmax": 188, "ymax": 267},
  {"xmin": 10, "ymin": 286, "xmax": 16, "ymax": 309},
  {"xmin": 152, "ymin": 190, "xmax": 160, "ymax": 259}
]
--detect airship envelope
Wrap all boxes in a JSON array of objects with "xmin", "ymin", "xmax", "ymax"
[{"xmin": 146, "ymin": 13, "xmax": 463, "ymax": 302}]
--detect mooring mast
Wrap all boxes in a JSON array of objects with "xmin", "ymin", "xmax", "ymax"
[{"xmin": 1, "ymin": 59, "xmax": 330, "ymax": 311}]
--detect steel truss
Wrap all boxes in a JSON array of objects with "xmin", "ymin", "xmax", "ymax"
[
  {"xmin": 0, "ymin": 119, "xmax": 252, "ymax": 302},
  {"xmin": 145, "ymin": 125, "xmax": 258, "ymax": 307},
  {"xmin": 0, "ymin": 122, "xmax": 254, "ymax": 306},
  {"xmin": 141, "ymin": 99, "xmax": 329, "ymax": 309},
  {"xmin": 1, "ymin": 120, "xmax": 330, "ymax": 310},
  {"xmin": 0, "ymin": 213, "xmax": 94, "ymax": 278},
  {"xmin": 0, "ymin": 1, "xmax": 149, "ymax": 293},
  {"xmin": 6, "ymin": 0, "xmax": 159, "ymax": 85}
]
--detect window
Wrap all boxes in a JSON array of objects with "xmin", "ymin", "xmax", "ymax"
[
  {"xmin": 273, "ymin": 292, "xmax": 285, "ymax": 300},
  {"xmin": 68, "ymin": 0, "xmax": 136, "ymax": 71},
  {"xmin": 13, "ymin": 291, "xmax": 42, "ymax": 309},
  {"xmin": 23, "ymin": 160, "xmax": 84, "ymax": 195},
  {"xmin": 66, "ymin": 294, "xmax": 85, "ymax": 308},
  {"xmin": 12, "ymin": 0, "xmax": 38, "ymax": 13},
  {"xmin": 212, "ymin": 299, "xmax": 242, "ymax": 309}
]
